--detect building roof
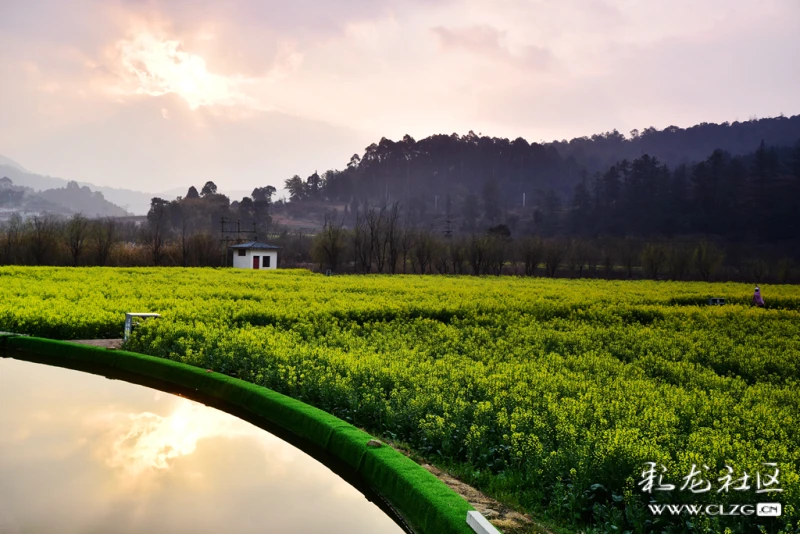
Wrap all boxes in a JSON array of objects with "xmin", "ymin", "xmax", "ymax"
[{"xmin": 228, "ymin": 241, "xmax": 282, "ymax": 250}]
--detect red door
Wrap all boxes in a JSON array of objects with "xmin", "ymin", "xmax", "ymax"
[{"xmin": 252, "ymin": 256, "xmax": 260, "ymax": 269}]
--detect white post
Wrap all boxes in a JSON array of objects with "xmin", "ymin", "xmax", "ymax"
[
  {"xmin": 124, "ymin": 314, "xmax": 132, "ymax": 341},
  {"xmin": 466, "ymin": 511, "xmax": 502, "ymax": 534},
  {"xmin": 124, "ymin": 313, "xmax": 161, "ymax": 342}
]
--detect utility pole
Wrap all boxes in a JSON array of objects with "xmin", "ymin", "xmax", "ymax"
[
  {"xmin": 220, "ymin": 217, "xmax": 257, "ymax": 267},
  {"xmin": 444, "ymin": 217, "xmax": 453, "ymax": 239},
  {"xmin": 444, "ymin": 196, "xmax": 453, "ymax": 238}
]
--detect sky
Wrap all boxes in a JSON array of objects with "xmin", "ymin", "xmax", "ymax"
[{"xmin": 0, "ymin": 0, "xmax": 798, "ymax": 195}]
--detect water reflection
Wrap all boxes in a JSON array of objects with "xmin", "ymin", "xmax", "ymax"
[{"xmin": 0, "ymin": 357, "xmax": 403, "ymax": 533}]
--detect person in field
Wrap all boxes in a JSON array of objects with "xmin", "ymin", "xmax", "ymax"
[{"xmin": 752, "ymin": 286, "xmax": 765, "ymax": 307}]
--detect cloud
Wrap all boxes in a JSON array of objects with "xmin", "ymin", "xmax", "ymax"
[
  {"xmin": 1, "ymin": 0, "xmax": 798, "ymax": 194},
  {"xmin": 104, "ymin": 28, "xmax": 303, "ymax": 112},
  {"xmin": 432, "ymin": 24, "xmax": 505, "ymax": 54},
  {"xmin": 431, "ymin": 24, "xmax": 556, "ymax": 70},
  {"xmin": 111, "ymin": 30, "xmax": 258, "ymax": 110},
  {"xmin": 95, "ymin": 399, "xmax": 281, "ymax": 477}
]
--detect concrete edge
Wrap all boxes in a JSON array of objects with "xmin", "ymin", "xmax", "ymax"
[{"xmin": 467, "ymin": 511, "xmax": 503, "ymax": 534}]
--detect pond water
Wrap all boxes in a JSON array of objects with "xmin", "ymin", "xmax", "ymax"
[{"xmin": 0, "ymin": 356, "xmax": 405, "ymax": 534}]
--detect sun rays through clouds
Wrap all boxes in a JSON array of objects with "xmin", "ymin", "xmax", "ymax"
[{"xmin": 108, "ymin": 27, "xmax": 302, "ymax": 113}]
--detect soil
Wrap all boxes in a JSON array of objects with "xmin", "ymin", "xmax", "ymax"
[
  {"xmin": 420, "ymin": 463, "xmax": 550, "ymax": 534},
  {"xmin": 69, "ymin": 339, "xmax": 124, "ymax": 349}
]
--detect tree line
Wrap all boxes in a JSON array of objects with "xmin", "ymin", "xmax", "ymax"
[
  {"xmin": 566, "ymin": 141, "xmax": 800, "ymax": 243},
  {"xmin": 2, "ymin": 115, "xmax": 799, "ymax": 280},
  {"xmin": 0, "ymin": 207, "xmax": 795, "ymax": 283},
  {"xmin": 308, "ymin": 205, "xmax": 796, "ymax": 283}
]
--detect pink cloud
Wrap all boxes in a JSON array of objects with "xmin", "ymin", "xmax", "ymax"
[{"xmin": 431, "ymin": 24, "xmax": 556, "ymax": 70}]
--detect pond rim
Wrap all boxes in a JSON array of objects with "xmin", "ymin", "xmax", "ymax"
[{"xmin": 0, "ymin": 334, "xmax": 475, "ymax": 534}]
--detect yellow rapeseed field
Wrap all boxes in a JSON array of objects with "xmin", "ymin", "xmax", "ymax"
[{"xmin": 1, "ymin": 266, "xmax": 798, "ymax": 533}]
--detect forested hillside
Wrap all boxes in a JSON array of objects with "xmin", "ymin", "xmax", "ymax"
[
  {"xmin": 276, "ymin": 116, "xmax": 800, "ymax": 245},
  {"xmin": 285, "ymin": 115, "xmax": 800, "ymax": 209}
]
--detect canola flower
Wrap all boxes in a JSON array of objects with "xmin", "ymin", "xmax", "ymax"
[{"xmin": 1, "ymin": 266, "xmax": 798, "ymax": 533}]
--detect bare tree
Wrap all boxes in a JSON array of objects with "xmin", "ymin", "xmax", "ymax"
[
  {"xmin": 484, "ymin": 225, "xmax": 511, "ymax": 276},
  {"xmin": 583, "ymin": 241, "xmax": 600, "ymax": 278},
  {"xmin": 518, "ymin": 236, "xmax": 544, "ymax": 276},
  {"xmin": 399, "ymin": 212, "xmax": 415, "ymax": 274},
  {"xmin": 1, "ymin": 213, "xmax": 23, "ymax": 264},
  {"xmin": 693, "ymin": 241, "xmax": 725, "ymax": 281},
  {"xmin": 600, "ymin": 240, "xmax": 616, "ymax": 277},
  {"xmin": 386, "ymin": 202, "xmax": 401, "ymax": 273},
  {"xmin": 543, "ymin": 238, "xmax": 569, "ymax": 277},
  {"xmin": 412, "ymin": 228, "xmax": 436, "ymax": 274},
  {"xmin": 29, "ymin": 214, "xmax": 58, "ymax": 265},
  {"xmin": 743, "ymin": 258, "xmax": 769, "ymax": 283},
  {"xmin": 776, "ymin": 258, "xmax": 794, "ymax": 284},
  {"xmin": 467, "ymin": 234, "xmax": 489, "ymax": 275},
  {"xmin": 617, "ymin": 238, "xmax": 640, "ymax": 279},
  {"xmin": 178, "ymin": 206, "xmax": 194, "ymax": 267},
  {"xmin": 449, "ymin": 237, "xmax": 468, "ymax": 274},
  {"xmin": 353, "ymin": 209, "xmax": 371, "ymax": 273},
  {"xmin": 565, "ymin": 240, "xmax": 583, "ymax": 278},
  {"xmin": 188, "ymin": 232, "xmax": 219, "ymax": 266},
  {"xmin": 366, "ymin": 206, "xmax": 388, "ymax": 272},
  {"xmin": 145, "ymin": 199, "xmax": 170, "ymax": 266},
  {"xmin": 432, "ymin": 239, "xmax": 451, "ymax": 274},
  {"xmin": 311, "ymin": 211, "xmax": 347, "ymax": 271},
  {"xmin": 569, "ymin": 240, "xmax": 598, "ymax": 278},
  {"xmin": 92, "ymin": 218, "xmax": 118, "ymax": 266},
  {"xmin": 641, "ymin": 243, "xmax": 668, "ymax": 280},
  {"xmin": 66, "ymin": 213, "xmax": 89, "ymax": 266},
  {"xmin": 666, "ymin": 244, "xmax": 692, "ymax": 280}
]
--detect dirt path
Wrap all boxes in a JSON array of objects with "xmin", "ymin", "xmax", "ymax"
[
  {"xmin": 378, "ymin": 439, "xmax": 551, "ymax": 533},
  {"xmin": 69, "ymin": 339, "xmax": 123, "ymax": 349},
  {"xmin": 420, "ymin": 463, "xmax": 549, "ymax": 534}
]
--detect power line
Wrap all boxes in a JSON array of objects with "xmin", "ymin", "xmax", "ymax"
[{"xmin": 220, "ymin": 217, "xmax": 257, "ymax": 267}]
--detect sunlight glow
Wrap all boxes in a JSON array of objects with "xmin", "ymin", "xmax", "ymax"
[
  {"xmin": 102, "ymin": 399, "xmax": 267, "ymax": 475},
  {"xmin": 114, "ymin": 31, "xmax": 257, "ymax": 110}
]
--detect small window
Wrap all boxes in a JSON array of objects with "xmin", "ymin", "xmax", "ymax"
[
  {"xmin": 238, "ymin": 249, "xmax": 246, "ymax": 257},
  {"xmin": 264, "ymin": 255, "xmax": 271, "ymax": 268}
]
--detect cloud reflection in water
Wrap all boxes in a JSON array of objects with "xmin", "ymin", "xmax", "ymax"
[{"xmin": 0, "ymin": 357, "xmax": 402, "ymax": 534}]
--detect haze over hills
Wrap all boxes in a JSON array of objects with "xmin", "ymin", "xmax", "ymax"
[
  {"xmin": 0, "ymin": 163, "xmax": 152, "ymax": 215},
  {"xmin": 0, "ymin": 155, "xmax": 26, "ymax": 171},
  {"xmin": 280, "ymin": 114, "xmax": 800, "ymax": 204},
  {"xmin": 4, "ymin": 113, "xmax": 800, "ymax": 217},
  {"xmin": 0, "ymin": 176, "xmax": 129, "ymax": 218},
  {"xmin": 0, "ymin": 158, "xmax": 285, "ymax": 215}
]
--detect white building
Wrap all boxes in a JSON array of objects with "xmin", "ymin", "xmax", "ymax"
[{"xmin": 229, "ymin": 241, "xmax": 281, "ymax": 270}]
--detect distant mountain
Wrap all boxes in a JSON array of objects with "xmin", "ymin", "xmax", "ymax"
[
  {"xmin": 0, "ymin": 155, "xmax": 26, "ymax": 171},
  {"xmin": 0, "ymin": 162, "xmax": 154, "ymax": 214},
  {"xmin": 38, "ymin": 181, "xmax": 129, "ymax": 217},
  {"xmin": 0, "ymin": 176, "xmax": 129, "ymax": 217},
  {"xmin": 550, "ymin": 114, "xmax": 800, "ymax": 173},
  {"xmin": 0, "ymin": 159, "xmax": 275, "ymax": 215}
]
